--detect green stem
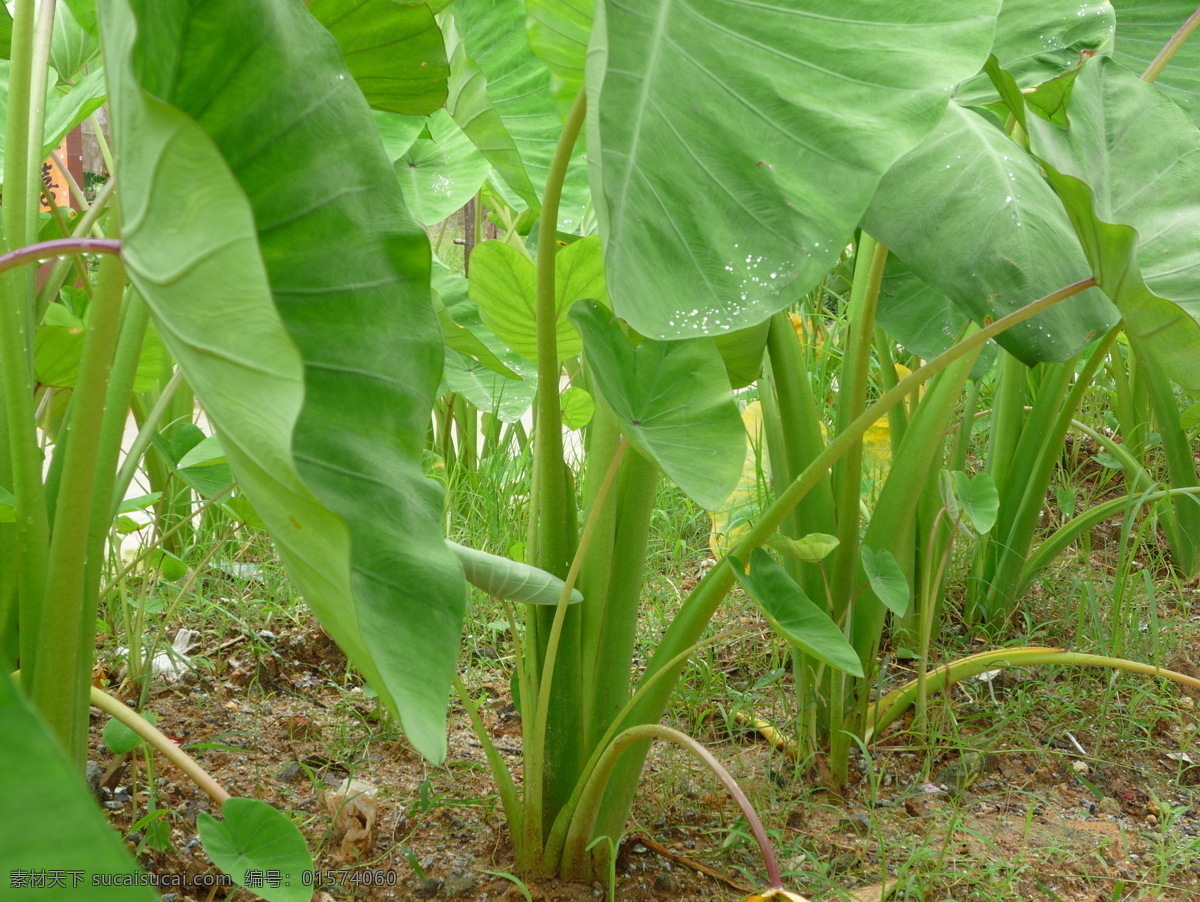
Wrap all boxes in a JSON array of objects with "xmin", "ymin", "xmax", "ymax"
[
  {"xmin": 868, "ymin": 648, "xmax": 1200, "ymax": 740},
  {"xmin": 88, "ymin": 683, "xmax": 230, "ymax": 804},
  {"xmin": 545, "ymin": 624, "xmax": 763, "ymax": 869},
  {"xmin": 30, "ymin": 255, "xmax": 127, "ymax": 766},
  {"xmin": 829, "ymin": 235, "xmax": 887, "ymax": 619},
  {"xmin": 533, "ymin": 86, "xmax": 587, "ymax": 576},
  {"xmin": 1142, "ymin": 7, "xmax": 1200, "ymax": 84},
  {"xmin": 2, "ymin": 0, "xmax": 50, "ymax": 691},
  {"xmin": 24, "ymin": 0, "xmax": 55, "ymax": 244},
  {"xmin": 524, "ymin": 437, "xmax": 625, "ymax": 862},
  {"xmin": 526, "ymin": 85, "xmax": 589, "ymax": 858},
  {"xmin": 561, "ymin": 724, "xmax": 784, "ymax": 889},
  {"xmin": 453, "ymin": 674, "xmax": 525, "ymax": 864}
]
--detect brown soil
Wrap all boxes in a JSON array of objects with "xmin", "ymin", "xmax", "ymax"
[{"xmin": 89, "ymin": 590, "xmax": 1200, "ymax": 901}]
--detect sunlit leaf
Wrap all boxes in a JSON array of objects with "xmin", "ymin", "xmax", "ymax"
[{"xmin": 590, "ymin": 0, "xmax": 1001, "ymax": 339}]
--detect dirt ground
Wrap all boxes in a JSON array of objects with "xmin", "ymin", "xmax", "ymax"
[{"xmin": 85, "ymin": 592, "xmax": 1200, "ymax": 902}]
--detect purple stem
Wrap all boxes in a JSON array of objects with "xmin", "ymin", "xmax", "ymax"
[{"xmin": 0, "ymin": 238, "xmax": 121, "ymax": 275}]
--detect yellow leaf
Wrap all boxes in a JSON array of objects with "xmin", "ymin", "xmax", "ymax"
[{"xmin": 708, "ymin": 401, "xmax": 769, "ymax": 557}]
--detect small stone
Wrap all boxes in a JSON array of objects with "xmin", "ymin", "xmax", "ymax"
[
  {"xmin": 86, "ymin": 761, "xmax": 103, "ymax": 801},
  {"xmin": 1099, "ymin": 797, "xmax": 1122, "ymax": 816},
  {"xmin": 442, "ymin": 871, "xmax": 477, "ymax": 897},
  {"xmin": 1147, "ymin": 814, "xmax": 1159, "ymax": 826},
  {"xmin": 654, "ymin": 873, "xmax": 676, "ymax": 892},
  {"xmin": 277, "ymin": 762, "xmax": 303, "ymax": 783},
  {"xmin": 415, "ymin": 877, "xmax": 443, "ymax": 898},
  {"xmin": 1071, "ymin": 761, "xmax": 1090, "ymax": 775}
]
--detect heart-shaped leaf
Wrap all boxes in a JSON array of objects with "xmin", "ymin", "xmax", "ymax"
[
  {"xmin": 395, "ymin": 110, "xmax": 490, "ymax": 225},
  {"xmin": 766, "ymin": 533, "xmax": 840, "ymax": 564},
  {"xmin": 860, "ymin": 546, "xmax": 909, "ymax": 617},
  {"xmin": 1027, "ymin": 58, "xmax": 1200, "ymax": 390},
  {"xmin": 198, "ymin": 798, "xmax": 313, "ymax": 902},
  {"xmin": 950, "ymin": 471, "xmax": 999, "ymax": 534}
]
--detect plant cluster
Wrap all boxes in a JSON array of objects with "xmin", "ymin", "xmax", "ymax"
[{"xmin": 2, "ymin": 1, "xmax": 1200, "ymax": 900}]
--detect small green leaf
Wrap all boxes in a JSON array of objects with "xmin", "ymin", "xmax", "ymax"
[
  {"xmin": 766, "ymin": 533, "xmax": 840, "ymax": 564},
  {"xmin": 198, "ymin": 798, "xmax": 313, "ymax": 902},
  {"xmin": 560, "ymin": 386, "xmax": 594, "ymax": 429},
  {"xmin": 1181, "ymin": 400, "xmax": 1200, "ymax": 431},
  {"xmin": 860, "ymin": 546, "xmax": 909, "ymax": 617},
  {"xmin": 102, "ymin": 711, "xmax": 157, "ymax": 755},
  {"xmin": 116, "ymin": 492, "xmax": 161, "ymax": 514},
  {"xmin": 951, "ymin": 471, "xmax": 999, "ymax": 534},
  {"xmin": 222, "ymin": 495, "xmax": 266, "ymax": 531},
  {"xmin": 146, "ymin": 549, "xmax": 188, "ymax": 581},
  {"xmin": 730, "ymin": 550, "xmax": 862, "ymax": 678},
  {"xmin": 448, "ymin": 540, "xmax": 582, "ymax": 605},
  {"xmin": 115, "ymin": 515, "xmax": 143, "ymax": 534},
  {"xmin": 0, "ymin": 485, "xmax": 16, "ymax": 523}
]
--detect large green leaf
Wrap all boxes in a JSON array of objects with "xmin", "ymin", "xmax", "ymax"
[
  {"xmin": 570, "ymin": 299, "xmax": 744, "ymax": 510},
  {"xmin": 1027, "ymin": 58, "xmax": 1200, "ymax": 389},
  {"xmin": 309, "ymin": 0, "xmax": 448, "ymax": 116},
  {"xmin": 470, "ymin": 237, "xmax": 606, "ymax": 362},
  {"xmin": 730, "ymin": 549, "xmax": 863, "ymax": 678},
  {"xmin": 526, "ymin": 0, "xmax": 592, "ymax": 116},
  {"xmin": 395, "ymin": 109, "xmax": 491, "ymax": 224},
  {"xmin": 102, "ymin": 0, "xmax": 465, "ymax": 761},
  {"xmin": 954, "ymin": 0, "xmax": 1115, "ymax": 106},
  {"xmin": 864, "ymin": 102, "xmax": 1116, "ymax": 363},
  {"xmin": 1112, "ymin": 1, "xmax": 1200, "ymax": 123},
  {"xmin": 588, "ymin": 0, "xmax": 1001, "ymax": 340},
  {"xmin": 0, "ymin": 672, "xmax": 157, "ymax": 900},
  {"xmin": 451, "ymin": 0, "xmax": 589, "ymax": 224}
]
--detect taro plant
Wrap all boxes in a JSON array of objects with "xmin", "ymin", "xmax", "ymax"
[{"xmin": 6, "ymin": 0, "xmax": 1200, "ymax": 897}]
